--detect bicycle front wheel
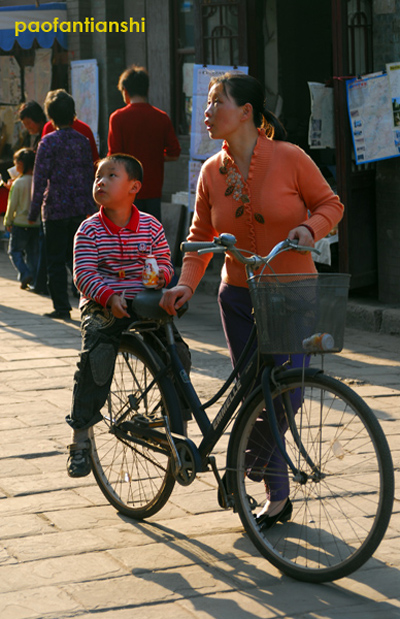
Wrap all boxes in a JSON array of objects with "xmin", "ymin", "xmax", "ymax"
[
  {"xmin": 90, "ymin": 334, "xmax": 177, "ymax": 519},
  {"xmin": 229, "ymin": 371, "xmax": 394, "ymax": 583}
]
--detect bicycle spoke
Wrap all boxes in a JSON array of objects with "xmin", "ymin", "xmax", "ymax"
[
  {"xmin": 230, "ymin": 372, "xmax": 394, "ymax": 582},
  {"xmin": 90, "ymin": 336, "xmax": 176, "ymax": 519}
]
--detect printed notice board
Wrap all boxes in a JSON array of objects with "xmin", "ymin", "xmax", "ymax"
[{"xmin": 346, "ymin": 66, "xmax": 400, "ymax": 165}]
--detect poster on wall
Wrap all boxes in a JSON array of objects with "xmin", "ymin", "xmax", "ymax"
[
  {"xmin": 387, "ymin": 61, "xmax": 400, "ymax": 127},
  {"xmin": 190, "ymin": 64, "xmax": 248, "ymax": 161},
  {"xmin": 307, "ymin": 82, "xmax": 335, "ymax": 149},
  {"xmin": 187, "ymin": 64, "xmax": 248, "ymax": 213},
  {"xmin": 24, "ymin": 49, "xmax": 52, "ymax": 108},
  {"xmin": 71, "ymin": 59, "xmax": 99, "ymax": 145},
  {"xmin": 0, "ymin": 56, "xmax": 21, "ymax": 104},
  {"xmin": 346, "ymin": 69, "xmax": 400, "ymax": 164}
]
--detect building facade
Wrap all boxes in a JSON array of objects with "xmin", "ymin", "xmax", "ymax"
[{"xmin": 1, "ymin": 0, "xmax": 400, "ymax": 301}]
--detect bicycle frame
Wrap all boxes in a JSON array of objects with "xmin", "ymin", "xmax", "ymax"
[
  {"xmin": 121, "ymin": 235, "xmax": 324, "ymax": 483},
  {"xmin": 163, "ymin": 319, "xmax": 264, "ymax": 469}
]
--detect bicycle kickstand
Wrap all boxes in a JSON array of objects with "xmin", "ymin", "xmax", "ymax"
[{"xmin": 209, "ymin": 456, "xmax": 235, "ymax": 509}]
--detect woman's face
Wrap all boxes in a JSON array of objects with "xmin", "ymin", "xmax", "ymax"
[
  {"xmin": 204, "ymin": 83, "xmax": 244, "ymax": 141},
  {"xmin": 21, "ymin": 117, "xmax": 43, "ymax": 135}
]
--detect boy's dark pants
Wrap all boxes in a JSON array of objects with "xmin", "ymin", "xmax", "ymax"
[{"xmin": 66, "ymin": 301, "xmax": 190, "ymax": 431}]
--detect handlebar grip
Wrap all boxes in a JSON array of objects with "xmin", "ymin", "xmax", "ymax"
[
  {"xmin": 180, "ymin": 241, "xmax": 217, "ymax": 253},
  {"xmin": 176, "ymin": 302, "xmax": 189, "ymax": 318}
]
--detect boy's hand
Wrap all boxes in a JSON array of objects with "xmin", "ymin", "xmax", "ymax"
[
  {"xmin": 155, "ymin": 272, "xmax": 166, "ymax": 290},
  {"xmin": 108, "ymin": 293, "xmax": 130, "ymax": 318}
]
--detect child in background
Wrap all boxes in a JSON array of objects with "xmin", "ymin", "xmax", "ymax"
[{"xmin": 4, "ymin": 148, "xmax": 39, "ymax": 288}]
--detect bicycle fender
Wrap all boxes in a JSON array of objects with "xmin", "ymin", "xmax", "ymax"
[
  {"xmin": 119, "ymin": 333, "xmax": 185, "ymax": 435},
  {"xmin": 120, "ymin": 332, "xmax": 163, "ymax": 373},
  {"xmin": 273, "ymin": 366, "xmax": 323, "ymax": 383}
]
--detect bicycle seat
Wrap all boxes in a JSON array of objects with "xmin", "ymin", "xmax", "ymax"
[{"xmin": 131, "ymin": 289, "xmax": 188, "ymax": 321}]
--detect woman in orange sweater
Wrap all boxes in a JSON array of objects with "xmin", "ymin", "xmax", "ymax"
[{"xmin": 161, "ymin": 72, "xmax": 344, "ymax": 526}]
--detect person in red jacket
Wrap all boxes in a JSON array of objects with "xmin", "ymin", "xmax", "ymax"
[{"xmin": 107, "ymin": 65, "xmax": 181, "ymax": 222}]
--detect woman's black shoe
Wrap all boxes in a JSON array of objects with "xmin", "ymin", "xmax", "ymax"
[{"xmin": 256, "ymin": 498, "xmax": 293, "ymax": 530}]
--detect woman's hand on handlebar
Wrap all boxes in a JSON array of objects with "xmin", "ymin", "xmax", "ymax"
[
  {"xmin": 159, "ymin": 284, "xmax": 193, "ymax": 316},
  {"xmin": 287, "ymin": 225, "xmax": 315, "ymax": 249}
]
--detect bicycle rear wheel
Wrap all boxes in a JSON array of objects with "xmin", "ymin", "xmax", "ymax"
[
  {"xmin": 229, "ymin": 371, "xmax": 394, "ymax": 583},
  {"xmin": 90, "ymin": 334, "xmax": 178, "ymax": 519}
]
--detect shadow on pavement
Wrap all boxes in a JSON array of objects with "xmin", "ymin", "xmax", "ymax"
[{"xmin": 120, "ymin": 518, "xmax": 400, "ymax": 618}]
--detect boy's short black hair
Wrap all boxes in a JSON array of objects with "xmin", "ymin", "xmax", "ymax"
[
  {"xmin": 118, "ymin": 65, "xmax": 149, "ymax": 98},
  {"xmin": 44, "ymin": 89, "xmax": 76, "ymax": 127},
  {"xmin": 97, "ymin": 154, "xmax": 143, "ymax": 183},
  {"xmin": 18, "ymin": 101, "xmax": 46, "ymax": 124},
  {"xmin": 13, "ymin": 147, "xmax": 35, "ymax": 174}
]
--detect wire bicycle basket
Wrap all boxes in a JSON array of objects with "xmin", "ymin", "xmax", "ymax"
[{"xmin": 248, "ymin": 273, "xmax": 351, "ymax": 354}]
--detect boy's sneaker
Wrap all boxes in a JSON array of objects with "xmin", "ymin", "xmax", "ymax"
[{"xmin": 67, "ymin": 440, "xmax": 92, "ymax": 477}]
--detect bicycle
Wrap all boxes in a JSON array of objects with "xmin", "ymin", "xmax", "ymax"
[{"xmin": 89, "ymin": 233, "xmax": 394, "ymax": 583}]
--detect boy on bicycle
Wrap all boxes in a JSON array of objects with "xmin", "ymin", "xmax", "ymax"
[{"xmin": 66, "ymin": 154, "xmax": 177, "ymax": 478}]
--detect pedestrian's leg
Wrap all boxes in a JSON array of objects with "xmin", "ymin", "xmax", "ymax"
[
  {"xmin": 217, "ymin": 281, "xmax": 257, "ymax": 370},
  {"xmin": 44, "ymin": 219, "xmax": 71, "ymax": 313},
  {"xmin": 218, "ymin": 282, "xmax": 292, "ymax": 520},
  {"xmin": 8, "ymin": 226, "xmax": 31, "ymax": 286},
  {"xmin": 25, "ymin": 227, "xmax": 39, "ymax": 282},
  {"xmin": 32, "ymin": 222, "xmax": 48, "ymax": 294},
  {"xmin": 66, "ymin": 215, "xmax": 84, "ymax": 299}
]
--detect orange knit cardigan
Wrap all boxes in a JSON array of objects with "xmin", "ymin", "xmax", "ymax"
[{"xmin": 179, "ymin": 131, "xmax": 344, "ymax": 291}]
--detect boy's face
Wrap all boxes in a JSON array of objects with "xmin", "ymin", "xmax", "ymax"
[{"xmin": 93, "ymin": 160, "xmax": 141, "ymax": 209}]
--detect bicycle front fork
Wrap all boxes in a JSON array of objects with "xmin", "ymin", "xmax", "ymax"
[{"xmin": 261, "ymin": 367, "xmax": 320, "ymax": 484}]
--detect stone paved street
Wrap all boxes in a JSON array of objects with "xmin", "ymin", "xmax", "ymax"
[{"xmin": 0, "ymin": 246, "xmax": 399, "ymax": 619}]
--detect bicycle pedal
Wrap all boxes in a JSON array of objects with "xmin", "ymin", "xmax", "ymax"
[
  {"xmin": 130, "ymin": 415, "xmax": 165, "ymax": 429},
  {"xmin": 147, "ymin": 418, "xmax": 165, "ymax": 428}
]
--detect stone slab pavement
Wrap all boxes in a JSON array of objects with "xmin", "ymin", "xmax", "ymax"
[{"xmin": 0, "ymin": 247, "xmax": 399, "ymax": 619}]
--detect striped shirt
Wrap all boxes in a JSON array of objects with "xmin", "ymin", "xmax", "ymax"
[{"xmin": 73, "ymin": 205, "xmax": 174, "ymax": 308}]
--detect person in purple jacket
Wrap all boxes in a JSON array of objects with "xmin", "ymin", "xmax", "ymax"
[{"xmin": 29, "ymin": 89, "xmax": 96, "ymax": 319}]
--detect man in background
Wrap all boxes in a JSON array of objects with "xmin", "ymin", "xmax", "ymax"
[{"xmin": 107, "ymin": 65, "xmax": 181, "ymax": 222}]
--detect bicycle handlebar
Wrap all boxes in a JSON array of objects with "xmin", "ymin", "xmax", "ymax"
[
  {"xmin": 180, "ymin": 241, "xmax": 219, "ymax": 253},
  {"xmin": 180, "ymin": 234, "xmax": 320, "ymax": 267}
]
